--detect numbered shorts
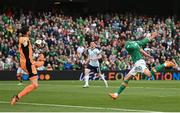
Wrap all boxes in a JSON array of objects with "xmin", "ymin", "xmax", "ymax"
[{"xmin": 128, "ymin": 59, "xmax": 147, "ymax": 76}]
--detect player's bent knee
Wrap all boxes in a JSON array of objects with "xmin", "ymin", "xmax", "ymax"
[
  {"xmin": 85, "ymin": 69, "xmax": 90, "ymax": 75},
  {"xmin": 122, "ymin": 80, "xmax": 129, "ymax": 86},
  {"xmin": 124, "ymin": 80, "xmax": 129, "ymax": 84},
  {"xmin": 32, "ymin": 83, "xmax": 39, "ymax": 89},
  {"xmin": 85, "ymin": 68, "xmax": 90, "ymax": 72},
  {"xmin": 122, "ymin": 82, "xmax": 128, "ymax": 86},
  {"xmin": 144, "ymin": 68, "xmax": 151, "ymax": 77}
]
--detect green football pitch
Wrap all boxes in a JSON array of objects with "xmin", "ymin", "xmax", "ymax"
[{"xmin": 0, "ymin": 80, "xmax": 180, "ymax": 112}]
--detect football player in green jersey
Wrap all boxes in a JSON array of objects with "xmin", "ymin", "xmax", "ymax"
[{"xmin": 109, "ymin": 32, "xmax": 175, "ymax": 100}]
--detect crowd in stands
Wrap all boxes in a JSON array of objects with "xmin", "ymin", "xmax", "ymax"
[{"xmin": 0, "ymin": 10, "xmax": 180, "ymax": 71}]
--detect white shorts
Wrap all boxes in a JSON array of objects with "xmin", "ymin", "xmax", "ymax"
[
  {"xmin": 128, "ymin": 59, "xmax": 147, "ymax": 76},
  {"xmin": 37, "ymin": 66, "xmax": 45, "ymax": 71},
  {"xmin": 17, "ymin": 67, "xmax": 27, "ymax": 75}
]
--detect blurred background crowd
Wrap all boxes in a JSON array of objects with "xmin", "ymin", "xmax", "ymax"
[{"xmin": 0, "ymin": 9, "xmax": 180, "ymax": 71}]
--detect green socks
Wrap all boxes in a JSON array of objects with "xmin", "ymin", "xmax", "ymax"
[
  {"xmin": 151, "ymin": 64, "xmax": 165, "ymax": 75},
  {"xmin": 117, "ymin": 80, "xmax": 129, "ymax": 94}
]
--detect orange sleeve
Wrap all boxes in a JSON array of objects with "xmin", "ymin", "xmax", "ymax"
[
  {"xmin": 19, "ymin": 37, "xmax": 23, "ymax": 45},
  {"xmin": 19, "ymin": 37, "xmax": 29, "ymax": 45}
]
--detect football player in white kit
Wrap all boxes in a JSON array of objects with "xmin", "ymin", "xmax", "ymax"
[{"xmin": 83, "ymin": 42, "xmax": 108, "ymax": 88}]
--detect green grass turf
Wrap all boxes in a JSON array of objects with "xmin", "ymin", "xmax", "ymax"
[{"xmin": 0, "ymin": 80, "xmax": 180, "ymax": 112}]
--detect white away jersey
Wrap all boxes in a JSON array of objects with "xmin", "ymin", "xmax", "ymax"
[{"xmin": 88, "ymin": 48, "xmax": 101, "ymax": 67}]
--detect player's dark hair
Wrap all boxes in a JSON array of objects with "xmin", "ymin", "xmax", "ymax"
[{"xmin": 21, "ymin": 25, "xmax": 29, "ymax": 35}]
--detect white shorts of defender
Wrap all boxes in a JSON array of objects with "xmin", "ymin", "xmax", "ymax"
[
  {"xmin": 17, "ymin": 67, "xmax": 27, "ymax": 75},
  {"xmin": 128, "ymin": 59, "xmax": 147, "ymax": 76}
]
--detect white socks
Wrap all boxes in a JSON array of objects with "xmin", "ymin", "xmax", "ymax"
[
  {"xmin": 100, "ymin": 74, "xmax": 108, "ymax": 87},
  {"xmin": 84, "ymin": 75, "xmax": 89, "ymax": 86},
  {"xmin": 83, "ymin": 73, "xmax": 108, "ymax": 88}
]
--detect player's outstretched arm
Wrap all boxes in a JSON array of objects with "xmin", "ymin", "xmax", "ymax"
[
  {"xmin": 149, "ymin": 32, "xmax": 158, "ymax": 40},
  {"xmin": 140, "ymin": 49, "xmax": 154, "ymax": 60},
  {"xmin": 136, "ymin": 32, "xmax": 158, "ymax": 48}
]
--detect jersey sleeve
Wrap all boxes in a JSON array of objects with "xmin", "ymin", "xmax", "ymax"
[
  {"xmin": 19, "ymin": 37, "xmax": 29, "ymax": 47},
  {"xmin": 19, "ymin": 37, "xmax": 24, "ymax": 44},
  {"xmin": 136, "ymin": 37, "xmax": 150, "ymax": 48},
  {"xmin": 95, "ymin": 49, "xmax": 101, "ymax": 54},
  {"xmin": 125, "ymin": 41, "xmax": 138, "ymax": 51}
]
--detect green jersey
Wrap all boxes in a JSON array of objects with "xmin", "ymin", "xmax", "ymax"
[{"xmin": 125, "ymin": 38, "xmax": 150, "ymax": 63}]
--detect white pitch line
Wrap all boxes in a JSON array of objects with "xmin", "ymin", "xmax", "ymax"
[
  {"xmin": 0, "ymin": 101, "xmax": 151, "ymax": 112},
  {"xmin": 158, "ymin": 96, "xmax": 167, "ymax": 98},
  {"xmin": 38, "ymin": 84, "xmax": 180, "ymax": 90},
  {"xmin": 0, "ymin": 84, "xmax": 180, "ymax": 90}
]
